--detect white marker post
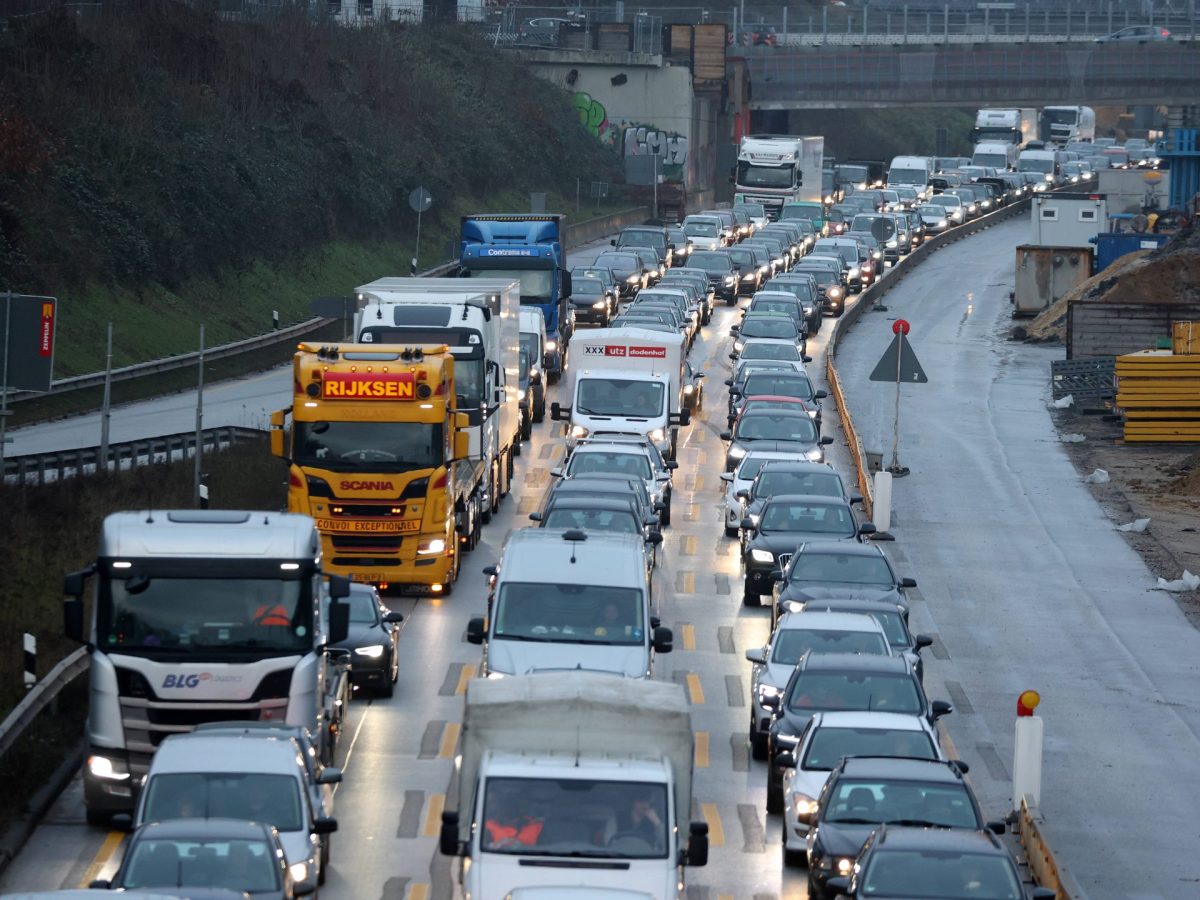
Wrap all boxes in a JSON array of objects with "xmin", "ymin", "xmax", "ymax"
[{"xmin": 1012, "ymin": 690, "xmax": 1044, "ymax": 812}]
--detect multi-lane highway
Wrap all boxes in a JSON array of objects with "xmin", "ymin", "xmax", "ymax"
[{"xmin": 1, "ymin": 214, "xmax": 1183, "ymax": 900}]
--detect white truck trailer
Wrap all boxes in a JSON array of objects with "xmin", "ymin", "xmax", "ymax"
[
  {"xmin": 439, "ymin": 672, "xmax": 709, "ymax": 900},
  {"xmin": 551, "ymin": 327, "xmax": 689, "ymax": 460}
]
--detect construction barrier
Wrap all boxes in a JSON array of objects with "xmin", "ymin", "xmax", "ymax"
[{"xmin": 1115, "ymin": 349, "xmax": 1200, "ymax": 441}]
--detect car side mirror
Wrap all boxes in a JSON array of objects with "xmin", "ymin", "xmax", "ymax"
[
  {"xmin": 729, "ymin": 325, "xmax": 740, "ymax": 334},
  {"xmin": 736, "ymin": 489, "xmax": 750, "ymax": 500},
  {"xmin": 648, "ymin": 531, "xmax": 664, "ymax": 545},
  {"xmin": 901, "ymin": 577, "xmax": 917, "ymax": 588},
  {"xmin": 859, "ymin": 522, "xmax": 877, "ymax": 535},
  {"xmin": 439, "ymin": 810, "xmax": 464, "ymax": 856},
  {"xmin": 987, "ymin": 820, "xmax": 1007, "ymax": 835},
  {"xmin": 740, "ymin": 517, "xmax": 754, "ymax": 531},
  {"xmin": 720, "ymin": 431, "xmax": 732, "ymax": 441},
  {"xmin": 744, "ymin": 647, "xmax": 767, "ymax": 665},
  {"xmin": 820, "ymin": 436, "xmax": 834, "ymax": 445},
  {"xmin": 528, "ymin": 512, "xmax": 543, "ymax": 522},
  {"xmin": 654, "ymin": 500, "xmax": 665, "ymax": 512},
  {"xmin": 719, "ymin": 472, "xmax": 733, "ymax": 483},
  {"xmin": 850, "ymin": 493, "xmax": 863, "ymax": 505},
  {"xmin": 815, "ymin": 389, "xmax": 828, "ymax": 399},
  {"xmin": 550, "ymin": 467, "xmax": 563, "ymax": 477},
  {"xmin": 610, "ymin": 238, "xmax": 617, "ymax": 246},
  {"xmin": 826, "ymin": 876, "xmax": 850, "ymax": 895},
  {"xmin": 317, "ymin": 766, "xmax": 343, "ymax": 785},
  {"xmin": 665, "ymin": 460, "xmax": 680, "ymax": 470},
  {"xmin": 775, "ymin": 750, "xmax": 796, "ymax": 769},
  {"xmin": 1030, "ymin": 889, "xmax": 1056, "ymax": 900},
  {"xmin": 466, "ymin": 617, "xmax": 486, "ymax": 645},
  {"xmin": 915, "ymin": 634, "xmax": 933, "ymax": 650},
  {"xmin": 723, "ymin": 379, "xmax": 733, "ymax": 386},
  {"xmin": 483, "ymin": 565, "xmax": 498, "ymax": 577},
  {"xmin": 653, "ymin": 626, "xmax": 673, "ymax": 653},
  {"xmin": 728, "ymin": 352, "xmax": 737, "ymax": 360},
  {"xmin": 802, "ymin": 355, "xmax": 812, "ymax": 363},
  {"xmin": 931, "ymin": 700, "xmax": 953, "ymax": 719},
  {"xmin": 762, "ymin": 694, "xmax": 780, "ymax": 711},
  {"xmin": 313, "ymin": 816, "xmax": 338, "ymax": 835},
  {"xmin": 384, "ymin": 611, "xmax": 405, "ymax": 624}
]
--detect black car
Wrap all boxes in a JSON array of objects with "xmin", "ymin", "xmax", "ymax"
[
  {"xmin": 792, "ymin": 263, "xmax": 846, "ymax": 316},
  {"xmin": 333, "ymin": 583, "xmax": 404, "ymax": 697},
  {"xmin": 728, "ymin": 370, "xmax": 825, "ymax": 429},
  {"xmin": 594, "ymin": 250, "xmax": 647, "ymax": 298},
  {"xmin": 91, "ymin": 818, "xmax": 295, "ymax": 899},
  {"xmin": 827, "ymin": 825, "xmax": 1053, "ymax": 900},
  {"xmin": 569, "ymin": 275, "xmax": 615, "ymax": 326},
  {"xmin": 771, "ymin": 540, "xmax": 916, "ymax": 628},
  {"xmin": 530, "ymin": 495, "xmax": 662, "ymax": 570},
  {"xmin": 613, "ymin": 225, "xmax": 673, "ymax": 269},
  {"xmin": 741, "ymin": 495, "xmax": 873, "ymax": 605},
  {"xmin": 758, "ymin": 277, "xmax": 821, "ymax": 333},
  {"xmin": 763, "ymin": 654, "xmax": 953, "ymax": 815},
  {"xmin": 682, "ymin": 252, "xmax": 739, "ymax": 304},
  {"xmin": 725, "ymin": 245, "xmax": 767, "ymax": 296},
  {"xmin": 738, "ymin": 461, "xmax": 859, "ymax": 538},
  {"xmin": 790, "ymin": 597, "xmax": 932, "ymax": 682}
]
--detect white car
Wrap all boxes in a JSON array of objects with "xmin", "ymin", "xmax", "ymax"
[
  {"xmin": 719, "ymin": 450, "xmax": 799, "ymax": 537},
  {"xmin": 553, "ymin": 438, "xmax": 677, "ymax": 526},
  {"xmin": 732, "ymin": 337, "xmax": 809, "ymax": 367},
  {"xmin": 779, "ymin": 710, "xmax": 944, "ymax": 864},
  {"xmin": 744, "ymin": 611, "xmax": 892, "ymax": 759}
]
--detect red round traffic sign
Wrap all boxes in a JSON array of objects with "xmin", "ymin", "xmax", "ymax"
[{"xmin": 893, "ymin": 319, "xmax": 911, "ymax": 335}]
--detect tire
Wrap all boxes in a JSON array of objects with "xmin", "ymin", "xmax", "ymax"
[
  {"xmin": 725, "ymin": 524, "xmax": 739, "ymax": 538},
  {"xmin": 766, "ymin": 773, "xmax": 783, "ymax": 814},
  {"xmin": 319, "ymin": 836, "xmax": 330, "ymax": 884},
  {"xmin": 743, "ymin": 584, "xmax": 761, "ymax": 607},
  {"xmin": 660, "ymin": 500, "xmax": 672, "ymax": 528},
  {"xmin": 520, "ymin": 416, "xmax": 532, "ymax": 442},
  {"xmin": 750, "ymin": 729, "xmax": 768, "ymax": 761},
  {"xmin": 726, "ymin": 296, "xmax": 737, "ymax": 306},
  {"xmin": 533, "ymin": 390, "xmax": 545, "ymax": 423},
  {"xmin": 782, "ymin": 820, "xmax": 804, "ymax": 867},
  {"xmin": 460, "ymin": 502, "xmax": 477, "ymax": 552},
  {"xmin": 504, "ymin": 449, "xmax": 514, "ymax": 497},
  {"xmin": 86, "ymin": 808, "xmax": 111, "ymax": 828},
  {"xmin": 377, "ymin": 657, "xmax": 395, "ymax": 698},
  {"xmin": 483, "ymin": 468, "xmax": 497, "ymax": 523},
  {"xmin": 808, "ymin": 872, "xmax": 826, "ymax": 900}
]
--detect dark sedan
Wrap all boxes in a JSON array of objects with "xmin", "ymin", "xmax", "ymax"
[
  {"xmin": 741, "ymin": 495, "xmax": 874, "ymax": 605},
  {"xmin": 721, "ymin": 408, "xmax": 832, "ymax": 471},
  {"xmin": 682, "ymin": 252, "xmax": 739, "ymax": 304},
  {"xmin": 333, "ymin": 583, "xmax": 404, "ymax": 697},
  {"xmin": 771, "ymin": 540, "xmax": 916, "ymax": 629},
  {"xmin": 569, "ymin": 275, "xmax": 615, "ymax": 326}
]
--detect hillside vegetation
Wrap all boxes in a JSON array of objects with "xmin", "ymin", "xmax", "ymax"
[{"xmin": 0, "ymin": 2, "xmax": 618, "ymax": 373}]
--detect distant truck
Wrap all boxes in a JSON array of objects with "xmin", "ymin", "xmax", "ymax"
[
  {"xmin": 63, "ymin": 510, "xmax": 352, "ymax": 825},
  {"xmin": 552, "ymin": 327, "xmax": 689, "ymax": 460},
  {"xmin": 970, "ymin": 108, "xmax": 1037, "ymax": 146},
  {"xmin": 459, "ymin": 214, "xmax": 572, "ymax": 381},
  {"xmin": 733, "ymin": 134, "xmax": 825, "ymax": 220},
  {"xmin": 271, "ymin": 342, "xmax": 477, "ymax": 593},
  {"xmin": 353, "ymin": 278, "xmax": 522, "ymax": 537},
  {"xmin": 1039, "ymin": 106, "xmax": 1096, "ymax": 145},
  {"xmin": 439, "ymin": 672, "xmax": 709, "ymax": 900}
]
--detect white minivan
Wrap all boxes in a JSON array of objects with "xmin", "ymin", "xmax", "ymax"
[
  {"xmin": 468, "ymin": 529, "xmax": 672, "ymax": 678},
  {"xmin": 886, "ymin": 155, "xmax": 934, "ymax": 200},
  {"xmin": 135, "ymin": 733, "xmax": 336, "ymax": 894}
]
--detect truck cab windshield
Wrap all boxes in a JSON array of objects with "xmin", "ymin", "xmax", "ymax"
[
  {"xmin": 737, "ymin": 162, "xmax": 795, "ymax": 188},
  {"xmin": 466, "ymin": 267, "xmax": 553, "ymax": 302},
  {"xmin": 482, "ymin": 777, "xmax": 668, "ymax": 858},
  {"xmin": 99, "ymin": 569, "xmax": 315, "ymax": 656},
  {"xmin": 294, "ymin": 421, "xmax": 444, "ymax": 472},
  {"xmin": 576, "ymin": 378, "xmax": 665, "ymax": 418}
]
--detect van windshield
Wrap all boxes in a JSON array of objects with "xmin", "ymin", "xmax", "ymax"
[
  {"xmin": 494, "ymin": 583, "xmax": 644, "ymax": 645},
  {"xmin": 888, "ymin": 167, "xmax": 928, "ymax": 186},
  {"xmin": 576, "ymin": 378, "xmax": 666, "ymax": 418},
  {"xmin": 1019, "ymin": 157, "xmax": 1055, "ymax": 174}
]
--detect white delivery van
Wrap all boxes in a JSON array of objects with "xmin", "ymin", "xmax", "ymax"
[
  {"xmin": 519, "ymin": 307, "xmax": 547, "ymax": 427},
  {"xmin": 439, "ymin": 672, "xmax": 709, "ymax": 900},
  {"xmin": 1018, "ymin": 149, "xmax": 1063, "ymax": 189},
  {"xmin": 552, "ymin": 327, "xmax": 689, "ymax": 460},
  {"xmin": 886, "ymin": 156, "xmax": 935, "ymax": 200},
  {"xmin": 467, "ymin": 529, "xmax": 669, "ymax": 678},
  {"xmin": 972, "ymin": 141, "xmax": 1018, "ymax": 171}
]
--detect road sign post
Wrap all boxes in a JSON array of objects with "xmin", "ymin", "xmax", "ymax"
[
  {"xmin": 409, "ymin": 187, "xmax": 433, "ymax": 277},
  {"xmin": 868, "ymin": 319, "xmax": 927, "ymax": 477}
]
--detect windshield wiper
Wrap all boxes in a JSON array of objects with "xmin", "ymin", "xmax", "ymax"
[
  {"xmin": 496, "ymin": 633, "xmax": 553, "ymax": 643},
  {"xmin": 885, "ymin": 818, "xmax": 955, "ymax": 829},
  {"xmin": 827, "ymin": 817, "xmax": 881, "ymax": 825}
]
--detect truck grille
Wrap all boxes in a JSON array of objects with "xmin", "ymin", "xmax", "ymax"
[{"xmin": 330, "ymin": 535, "xmax": 405, "ymax": 552}]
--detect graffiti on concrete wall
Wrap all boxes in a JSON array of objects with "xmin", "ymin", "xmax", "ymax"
[
  {"xmin": 622, "ymin": 126, "xmax": 689, "ymax": 165},
  {"xmin": 573, "ymin": 92, "xmax": 614, "ymax": 144}
]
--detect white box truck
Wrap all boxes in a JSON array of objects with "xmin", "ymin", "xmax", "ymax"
[
  {"xmin": 551, "ymin": 327, "xmax": 689, "ymax": 460},
  {"xmin": 971, "ymin": 108, "xmax": 1036, "ymax": 147},
  {"xmin": 63, "ymin": 510, "xmax": 352, "ymax": 825},
  {"xmin": 733, "ymin": 134, "xmax": 825, "ymax": 220},
  {"xmin": 355, "ymin": 277, "xmax": 521, "ymax": 523},
  {"xmin": 439, "ymin": 672, "xmax": 709, "ymax": 900}
]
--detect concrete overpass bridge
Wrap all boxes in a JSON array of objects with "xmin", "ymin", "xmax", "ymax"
[{"xmin": 745, "ymin": 42, "xmax": 1200, "ymax": 109}]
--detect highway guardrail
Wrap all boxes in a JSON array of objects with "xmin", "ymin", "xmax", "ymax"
[{"xmin": 1018, "ymin": 794, "xmax": 1084, "ymax": 900}]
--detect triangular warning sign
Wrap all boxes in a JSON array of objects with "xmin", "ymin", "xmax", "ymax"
[{"xmin": 868, "ymin": 332, "xmax": 928, "ymax": 383}]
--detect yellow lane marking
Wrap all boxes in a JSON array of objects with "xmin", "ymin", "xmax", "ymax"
[
  {"xmin": 439, "ymin": 722, "xmax": 461, "ymax": 759},
  {"xmin": 422, "ymin": 793, "xmax": 445, "ymax": 837},
  {"xmin": 408, "ymin": 884, "xmax": 430, "ymax": 900},
  {"xmin": 518, "ymin": 496, "xmax": 537, "ymax": 515},
  {"xmin": 702, "ymin": 802, "xmax": 725, "ymax": 847},
  {"xmin": 681, "ymin": 624, "xmax": 696, "ymax": 651},
  {"xmin": 682, "ymin": 535, "xmax": 697, "ymax": 555},
  {"xmin": 942, "ymin": 723, "xmax": 960, "ymax": 759},
  {"xmin": 686, "ymin": 673, "xmax": 705, "ymax": 705},
  {"xmin": 694, "ymin": 475, "xmax": 707, "ymax": 493},
  {"xmin": 717, "ymin": 895, "xmax": 734, "ymax": 900},
  {"xmin": 681, "ymin": 571, "xmax": 695, "ymax": 594},
  {"xmin": 456, "ymin": 663, "xmax": 476, "ymax": 695},
  {"xmin": 695, "ymin": 731, "xmax": 710, "ymax": 768},
  {"xmin": 78, "ymin": 830, "xmax": 124, "ymax": 888}
]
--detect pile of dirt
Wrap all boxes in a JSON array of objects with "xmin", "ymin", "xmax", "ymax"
[
  {"xmin": 1167, "ymin": 452, "xmax": 1200, "ymax": 497},
  {"xmin": 1024, "ymin": 224, "xmax": 1200, "ymax": 343}
]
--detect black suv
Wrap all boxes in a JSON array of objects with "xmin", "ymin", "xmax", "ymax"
[
  {"xmin": 825, "ymin": 823, "xmax": 1052, "ymax": 900},
  {"xmin": 763, "ymin": 654, "xmax": 952, "ymax": 814},
  {"xmin": 771, "ymin": 540, "xmax": 916, "ymax": 628}
]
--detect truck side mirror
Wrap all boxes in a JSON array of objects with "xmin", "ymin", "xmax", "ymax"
[
  {"xmin": 312, "ymin": 816, "xmax": 338, "ymax": 835},
  {"xmin": 466, "ymin": 617, "xmax": 486, "ymax": 645},
  {"xmin": 269, "ymin": 408, "xmax": 288, "ymax": 460},
  {"xmin": 687, "ymin": 820, "xmax": 709, "ymax": 866},
  {"xmin": 550, "ymin": 402, "xmax": 564, "ymax": 420},
  {"xmin": 63, "ymin": 567, "xmax": 93, "ymax": 643},
  {"xmin": 676, "ymin": 408, "xmax": 691, "ymax": 426},
  {"xmin": 561, "ymin": 270, "xmax": 572, "ymax": 297},
  {"xmin": 328, "ymin": 600, "xmax": 350, "ymax": 645},
  {"xmin": 439, "ymin": 811, "xmax": 463, "ymax": 856},
  {"xmin": 328, "ymin": 575, "xmax": 351, "ymax": 600},
  {"xmin": 652, "ymin": 626, "xmax": 673, "ymax": 653}
]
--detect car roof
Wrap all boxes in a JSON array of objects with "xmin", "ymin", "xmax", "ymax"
[
  {"xmin": 874, "ymin": 825, "xmax": 1003, "ymax": 853},
  {"xmin": 844, "ymin": 758, "xmax": 964, "ymax": 787},
  {"xmin": 800, "ymin": 652, "xmax": 908, "ymax": 672},
  {"xmin": 136, "ymin": 817, "xmax": 276, "ymax": 840},
  {"xmin": 813, "ymin": 711, "xmax": 933, "ymax": 731},
  {"xmin": 776, "ymin": 610, "xmax": 888, "ymax": 632},
  {"xmin": 545, "ymin": 496, "xmax": 639, "ymax": 514},
  {"xmin": 739, "ymin": 406, "xmax": 811, "ymax": 419},
  {"xmin": 153, "ymin": 734, "xmax": 302, "ymax": 773},
  {"xmin": 743, "ymin": 395, "xmax": 809, "ymax": 405},
  {"xmin": 763, "ymin": 493, "xmax": 849, "ymax": 507},
  {"xmin": 751, "ymin": 291, "xmax": 804, "ymax": 302},
  {"xmin": 758, "ymin": 460, "xmax": 838, "ymax": 475},
  {"xmin": 570, "ymin": 442, "xmax": 651, "ymax": 457},
  {"xmin": 798, "ymin": 540, "xmax": 885, "ymax": 558}
]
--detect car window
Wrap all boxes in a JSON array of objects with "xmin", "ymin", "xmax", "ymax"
[
  {"xmin": 787, "ymin": 672, "xmax": 922, "ymax": 714},
  {"xmin": 741, "ymin": 318, "xmax": 798, "ymax": 339},
  {"xmin": 567, "ymin": 452, "xmax": 652, "ymax": 480},
  {"xmin": 740, "ymin": 342, "xmax": 801, "ymax": 361},
  {"xmin": 543, "ymin": 508, "xmax": 640, "ymax": 534},
  {"xmin": 790, "ymin": 552, "xmax": 892, "ymax": 585},
  {"xmin": 861, "ymin": 849, "xmax": 1021, "ymax": 898},
  {"xmin": 760, "ymin": 501, "xmax": 854, "ymax": 535},
  {"xmin": 123, "ymin": 837, "xmax": 281, "ymax": 893},
  {"xmin": 755, "ymin": 471, "xmax": 842, "ymax": 499},
  {"xmin": 142, "ymin": 773, "xmax": 306, "ymax": 832},
  {"xmin": 735, "ymin": 414, "xmax": 817, "ymax": 443},
  {"xmin": 743, "ymin": 374, "xmax": 814, "ymax": 400},
  {"xmin": 803, "ymin": 727, "xmax": 938, "ymax": 770},
  {"xmin": 771, "ymin": 628, "xmax": 889, "ymax": 664},
  {"xmin": 826, "ymin": 779, "xmax": 979, "ymax": 828}
]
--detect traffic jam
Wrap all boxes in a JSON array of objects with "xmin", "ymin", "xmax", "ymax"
[{"xmin": 23, "ymin": 149, "xmax": 1062, "ymax": 900}]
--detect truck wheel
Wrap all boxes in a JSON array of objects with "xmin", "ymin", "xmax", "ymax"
[
  {"xmin": 319, "ymin": 836, "xmax": 330, "ymax": 883},
  {"xmin": 482, "ymin": 470, "xmax": 496, "ymax": 523},
  {"xmin": 86, "ymin": 808, "xmax": 111, "ymax": 828},
  {"xmin": 521, "ymin": 415, "xmax": 532, "ymax": 442},
  {"xmin": 504, "ymin": 450, "xmax": 514, "ymax": 497},
  {"xmin": 533, "ymin": 388, "xmax": 546, "ymax": 423}
]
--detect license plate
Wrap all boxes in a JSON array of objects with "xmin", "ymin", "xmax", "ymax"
[
  {"xmin": 316, "ymin": 519, "xmax": 420, "ymax": 534},
  {"xmin": 350, "ymin": 573, "xmax": 389, "ymax": 584}
]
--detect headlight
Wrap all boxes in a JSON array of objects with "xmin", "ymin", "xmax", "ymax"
[
  {"xmin": 824, "ymin": 195, "xmax": 834, "ymax": 203},
  {"xmin": 355, "ymin": 644, "xmax": 385, "ymax": 657},
  {"xmin": 886, "ymin": 239, "xmax": 898, "ymax": 248},
  {"xmin": 648, "ymin": 428, "xmax": 666, "ymax": 443},
  {"xmin": 969, "ymin": 203, "xmax": 979, "ymax": 210},
  {"xmin": 750, "ymin": 548, "xmax": 774, "ymax": 564},
  {"xmin": 517, "ymin": 388, "xmax": 526, "ymax": 400},
  {"xmin": 743, "ymin": 273, "xmax": 758, "ymax": 281},
  {"xmin": 683, "ymin": 384, "xmax": 694, "ymax": 395},
  {"xmin": 88, "ymin": 755, "xmax": 130, "ymax": 782},
  {"xmin": 805, "ymin": 447, "xmax": 824, "ymax": 461},
  {"xmin": 791, "ymin": 792, "xmax": 819, "ymax": 817},
  {"xmin": 728, "ymin": 444, "xmax": 747, "ymax": 460},
  {"xmin": 289, "ymin": 862, "xmax": 309, "ymax": 884},
  {"xmin": 545, "ymin": 340, "xmax": 557, "ymax": 351},
  {"xmin": 836, "ymin": 858, "xmax": 854, "ymax": 876},
  {"xmin": 570, "ymin": 425, "xmax": 589, "ymax": 439},
  {"xmin": 1045, "ymin": 173, "xmax": 1054, "ymax": 182},
  {"xmin": 417, "ymin": 539, "xmax": 446, "ymax": 556},
  {"xmin": 724, "ymin": 276, "xmax": 737, "ymax": 285},
  {"xmin": 828, "ymin": 287, "xmax": 843, "ymax": 299},
  {"xmin": 847, "ymin": 266, "xmax": 860, "ymax": 279},
  {"xmin": 872, "ymin": 250, "xmax": 882, "ymax": 260},
  {"xmin": 592, "ymin": 300, "xmax": 607, "ymax": 309},
  {"xmin": 937, "ymin": 219, "xmax": 947, "ymax": 227}
]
